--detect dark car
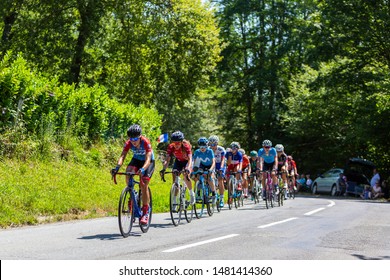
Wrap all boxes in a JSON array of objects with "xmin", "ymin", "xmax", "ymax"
[{"xmin": 343, "ymin": 158, "xmax": 375, "ymax": 196}]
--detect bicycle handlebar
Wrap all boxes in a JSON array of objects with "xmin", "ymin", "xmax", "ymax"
[
  {"xmin": 160, "ymin": 169, "xmax": 190, "ymax": 182},
  {"xmin": 111, "ymin": 171, "xmax": 142, "ymax": 185}
]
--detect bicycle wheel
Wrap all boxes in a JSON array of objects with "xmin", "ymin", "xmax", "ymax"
[
  {"xmin": 194, "ymin": 182, "xmax": 205, "ymax": 218},
  {"xmin": 118, "ymin": 187, "xmax": 134, "ymax": 237},
  {"xmin": 216, "ymin": 193, "xmax": 221, "ymax": 212},
  {"xmin": 264, "ymin": 187, "xmax": 269, "ymax": 209},
  {"xmin": 268, "ymin": 185, "xmax": 274, "ymax": 208},
  {"xmin": 206, "ymin": 186, "xmax": 214, "ymax": 216},
  {"xmin": 184, "ymin": 187, "xmax": 194, "ymax": 223},
  {"xmin": 255, "ymin": 181, "xmax": 261, "ymax": 203},
  {"xmin": 169, "ymin": 183, "xmax": 182, "ymax": 226},
  {"xmin": 139, "ymin": 186, "xmax": 152, "ymax": 233},
  {"xmin": 227, "ymin": 179, "xmax": 234, "ymax": 210}
]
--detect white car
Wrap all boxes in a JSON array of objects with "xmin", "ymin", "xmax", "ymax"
[{"xmin": 312, "ymin": 168, "xmax": 344, "ymax": 196}]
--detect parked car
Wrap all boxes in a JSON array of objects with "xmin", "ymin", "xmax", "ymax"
[
  {"xmin": 344, "ymin": 158, "xmax": 375, "ymax": 196},
  {"xmin": 312, "ymin": 158, "xmax": 375, "ymax": 196},
  {"xmin": 312, "ymin": 168, "xmax": 344, "ymax": 196}
]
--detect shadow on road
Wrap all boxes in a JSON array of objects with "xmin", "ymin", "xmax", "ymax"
[
  {"xmin": 77, "ymin": 233, "xmax": 139, "ymax": 240},
  {"xmin": 351, "ymin": 254, "xmax": 390, "ymax": 260}
]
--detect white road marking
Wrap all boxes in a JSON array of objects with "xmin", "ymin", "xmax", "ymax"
[
  {"xmin": 257, "ymin": 217, "xmax": 298, "ymax": 229},
  {"xmin": 162, "ymin": 234, "xmax": 240, "ymax": 253},
  {"xmin": 327, "ymin": 200, "xmax": 336, "ymax": 207},
  {"xmin": 304, "ymin": 208, "xmax": 325, "ymax": 216}
]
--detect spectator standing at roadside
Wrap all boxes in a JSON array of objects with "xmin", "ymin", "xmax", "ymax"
[{"xmin": 370, "ymin": 168, "xmax": 381, "ymax": 188}]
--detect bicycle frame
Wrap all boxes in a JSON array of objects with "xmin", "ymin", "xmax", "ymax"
[
  {"xmin": 193, "ymin": 169, "xmax": 213, "ymax": 217},
  {"xmin": 113, "ymin": 172, "xmax": 143, "ymax": 217}
]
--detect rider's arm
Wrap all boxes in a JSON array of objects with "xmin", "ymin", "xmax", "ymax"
[
  {"xmin": 210, "ymin": 157, "xmax": 216, "ymax": 171},
  {"xmin": 141, "ymin": 151, "xmax": 152, "ymax": 171},
  {"xmin": 273, "ymin": 156, "xmax": 278, "ymax": 170},
  {"xmin": 117, "ymin": 149, "xmax": 128, "ymax": 167},
  {"xmin": 186, "ymin": 153, "xmax": 192, "ymax": 171},
  {"xmin": 257, "ymin": 156, "xmax": 263, "ymax": 171},
  {"xmin": 163, "ymin": 155, "xmax": 171, "ymax": 170}
]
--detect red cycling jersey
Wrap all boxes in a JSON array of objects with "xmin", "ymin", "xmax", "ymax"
[
  {"xmin": 242, "ymin": 155, "xmax": 250, "ymax": 170},
  {"xmin": 166, "ymin": 141, "xmax": 192, "ymax": 162}
]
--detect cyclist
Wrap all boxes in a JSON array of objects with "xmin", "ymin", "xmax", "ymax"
[
  {"xmin": 287, "ymin": 155, "xmax": 298, "ymax": 191},
  {"xmin": 226, "ymin": 142, "xmax": 243, "ymax": 194},
  {"xmin": 192, "ymin": 137, "xmax": 217, "ymax": 203},
  {"xmin": 112, "ymin": 124, "xmax": 154, "ymax": 225},
  {"xmin": 239, "ymin": 148, "xmax": 251, "ymax": 198},
  {"xmin": 257, "ymin": 139, "xmax": 278, "ymax": 199},
  {"xmin": 249, "ymin": 150, "xmax": 258, "ymax": 197},
  {"xmin": 160, "ymin": 131, "xmax": 195, "ymax": 205},
  {"xmin": 275, "ymin": 144, "xmax": 288, "ymax": 199},
  {"xmin": 208, "ymin": 135, "xmax": 226, "ymax": 208}
]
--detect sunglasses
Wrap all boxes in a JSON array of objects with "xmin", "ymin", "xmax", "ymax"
[
  {"xmin": 130, "ymin": 137, "xmax": 140, "ymax": 141},
  {"xmin": 264, "ymin": 146, "xmax": 271, "ymax": 149},
  {"xmin": 200, "ymin": 146, "xmax": 208, "ymax": 149},
  {"xmin": 173, "ymin": 141, "xmax": 181, "ymax": 145},
  {"xmin": 210, "ymin": 143, "xmax": 217, "ymax": 147}
]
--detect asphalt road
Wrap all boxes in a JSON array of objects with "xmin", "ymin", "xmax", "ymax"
[{"xmin": 1, "ymin": 195, "xmax": 389, "ymax": 260}]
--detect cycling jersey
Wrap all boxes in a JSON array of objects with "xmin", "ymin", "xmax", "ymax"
[
  {"xmin": 123, "ymin": 136, "xmax": 155, "ymax": 161},
  {"xmin": 213, "ymin": 146, "xmax": 226, "ymax": 170},
  {"xmin": 277, "ymin": 153, "xmax": 287, "ymax": 167},
  {"xmin": 166, "ymin": 141, "xmax": 192, "ymax": 162},
  {"xmin": 287, "ymin": 159, "xmax": 297, "ymax": 171},
  {"xmin": 242, "ymin": 155, "xmax": 250, "ymax": 170},
  {"xmin": 193, "ymin": 148, "xmax": 215, "ymax": 168},
  {"xmin": 257, "ymin": 147, "xmax": 276, "ymax": 164},
  {"xmin": 226, "ymin": 151, "xmax": 243, "ymax": 172},
  {"xmin": 250, "ymin": 158, "xmax": 257, "ymax": 171}
]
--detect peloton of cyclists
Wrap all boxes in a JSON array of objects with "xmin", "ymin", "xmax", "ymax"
[
  {"xmin": 160, "ymin": 131, "xmax": 195, "ymax": 205},
  {"xmin": 192, "ymin": 137, "xmax": 217, "ymax": 203},
  {"xmin": 208, "ymin": 135, "xmax": 226, "ymax": 208}
]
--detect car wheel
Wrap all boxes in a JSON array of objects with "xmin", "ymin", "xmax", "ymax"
[
  {"xmin": 330, "ymin": 184, "xmax": 337, "ymax": 196},
  {"xmin": 312, "ymin": 184, "xmax": 317, "ymax": 194}
]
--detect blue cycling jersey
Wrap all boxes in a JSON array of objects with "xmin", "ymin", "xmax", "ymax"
[
  {"xmin": 193, "ymin": 148, "xmax": 215, "ymax": 168},
  {"xmin": 258, "ymin": 147, "xmax": 276, "ymax": 164}
]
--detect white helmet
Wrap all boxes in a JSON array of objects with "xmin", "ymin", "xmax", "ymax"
[{"xmin": 275, "ymin": 144, "xmax": 284, "ymax": 152}]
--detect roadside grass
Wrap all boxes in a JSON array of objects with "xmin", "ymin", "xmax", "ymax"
[{"xmin": 0, "ymin": 159, "xmax": 172, "ymax": 228}]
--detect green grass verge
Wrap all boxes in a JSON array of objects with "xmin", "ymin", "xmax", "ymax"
[{"xmin": 0, "ymin": 159, "xmax": 172, "ymax": 228}]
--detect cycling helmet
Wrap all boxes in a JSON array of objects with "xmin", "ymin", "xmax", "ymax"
[
  {"xmin": 238, "ymin": 148, "xmax": 245, "ymax": 155},
  {"xmin": 208, "ymin": 135, "xmax": 219, "ymax": 144},
  {"xmin": 262, "ymin": 139, "xmax": 272, "ymax": 147},
  {"xmin": 127, "ymin": 124, "xmax": 142, "ymax": 138},
  {"xmin": 287, "ymin": 155, "xmax": 293, "ymax": 161},
  {"xmin": 198, "ymin": 137, "xmax": 209, "ymax": 146},
  {"xmin": 250, "ymin": 150, "xmax": 257, "ymax": 157},
  {"xmin": 171, "ymin": 131, "xmax": 184, "ymax": 142},
  {"xmin": 275, "ymin": 144, "xmax": 284, "ymax": 152},
  {"xmin": 230, "ymin": 141, "xmax": 240, "ymax": 149}
]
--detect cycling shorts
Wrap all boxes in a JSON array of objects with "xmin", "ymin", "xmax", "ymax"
[
  {"xmin": 173, "ymin": 160, "xmax": 189, "ymax": 172},
  {"xmin": 128, "ymin": 158, "xmax": 155, "ymax": 180},
  {"xmin": 262, "ymin": 162, "xmax": 275, "ymax": 172}
]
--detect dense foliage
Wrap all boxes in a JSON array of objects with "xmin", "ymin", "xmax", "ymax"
[{"xmin": 1, "ymin": 0, "xmax": 389, "ymax": 176}]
